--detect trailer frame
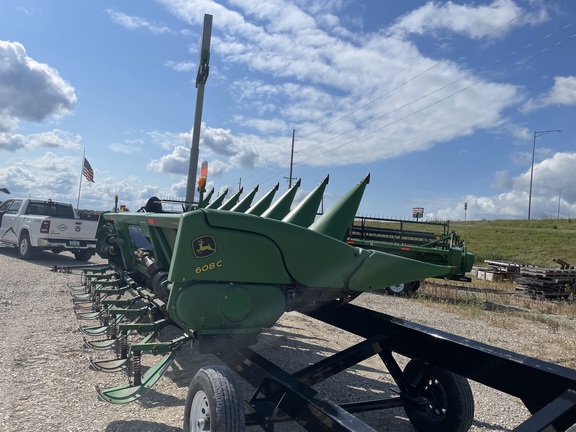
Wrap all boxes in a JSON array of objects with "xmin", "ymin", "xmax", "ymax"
[{"xmin": 207, "ymin": 303, "xmax": 576, "ymax": 431}]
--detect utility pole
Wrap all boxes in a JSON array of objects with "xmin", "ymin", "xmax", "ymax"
[
  {"xmin": 286, "ymin": 128, "xmax": 296, "ymax": 187},
  {"xmin": 185, "ymin": 14, "xmax": 212, "ymax": 209},
  {"xmin": 528, "ymin": 129, "xmax": 561, "ymax": 220}
]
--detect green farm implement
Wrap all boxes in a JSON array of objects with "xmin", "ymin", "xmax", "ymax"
[{"xmin": 69, "ymin": 174, "xmax": 576, "ymax": 431}]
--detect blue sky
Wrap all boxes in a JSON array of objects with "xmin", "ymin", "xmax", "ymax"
[{"xmin": 0, "ymin": 0, "xmax": 575, "ymax": 221}]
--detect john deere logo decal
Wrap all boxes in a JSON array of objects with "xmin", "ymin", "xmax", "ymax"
[{"xmin": 193, "ymin": 235, "xmax": 216, "ymax": 258}]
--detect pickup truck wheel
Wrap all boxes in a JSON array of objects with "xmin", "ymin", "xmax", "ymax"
[
  {"xmin": 74, "ymin": 250, "xmax": 93, "ymax": 262},
  {"xmin": 18, "ymin": 233, "xmax": 37, "ymax": 260}
]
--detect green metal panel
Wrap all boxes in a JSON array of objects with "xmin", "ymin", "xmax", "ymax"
[
  {"xmin": 309, "ymin": 174, "xmax": 369, "ymax": 240},
  {"xmin": 168, "ymin": 210, "xmax": 293, "ymax": 285},
  {"xmin": 168, "ymin": 282, "xmax": 285, "ymax": 334},
  {"xmin": 204, "ymin": 188, "xmax": 228, "ymax": 209},
  {"xmin": 230, "ymin": 185, "xmax": 259, "ymax": 212},
  {"xmin": 261, "ymin": 179, "xmax": 301, "ymax": 220},
  {"xmin": 246, "ymin": 183, "xmax": 279, "ymax": 216},
  {"xmin": 197, "ymin": 188, "xmax": 214, "ymax": 208},
  {"xmin": 282, "ymin": 175, "xmax": 328, "ymax": 227},
  {"xmin": 348, "ymin": 248, "xmax": 453, "ymax": 291},
  {"xmin": 218, "ymin": 188, "xmax": 242, "ymax": 210}
]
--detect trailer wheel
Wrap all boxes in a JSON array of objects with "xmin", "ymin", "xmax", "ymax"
[
  {"xmin": 386, "ymin": 280, "xmax": 420, "ymax": 295},
  {"xmin": 403, "ymin": 359, "xmax": 474, "ymax": 432},
  {"xmin": 183, "ymin": 365, "xmax": 245, "ymax": 432},
  {"xmin": 18, "ymin": 232, "xmax": 37, "ymax": 260},
  {"xmin": 74, "ymin": 249, "xmax": 93, "ymax": 262}
]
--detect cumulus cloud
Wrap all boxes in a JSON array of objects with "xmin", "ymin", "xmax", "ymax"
[
  {"xmin": 0, "ymin": 129, "xmax": 81, "ymax": 153},
  {"xmin": 147, "ymin": 124, "xmax": 264, "ymax": 175},
  {"xmin": 522, "ymin": 76, "xmax": 576, "ymax": 112},
  {"xmin": 0, "ymin": 133, "xmax": 26, "ymax": 152},
  {"xmin": 147, "ymin": 145, "xmax": 190, "ymax": 174},
  {"xmin": 155, "ymin": 0, "xmax": 525, "ymax": 169},
  {"xmin": 0, "ymin": 41, "xmax": 76, "ymax": 132},
  {"xmin": 389, "ymin": 0, "xmax": 547, "ymax": 40},
  {"xmin": 428, "ymin": 152, "xmax": 576, "ymax": 220},
  {"xmin": 0, "ymin": 152, "xmax": 79, "ymax": 198}
]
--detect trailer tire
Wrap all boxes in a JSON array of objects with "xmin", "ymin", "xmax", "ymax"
[
  {"xmin": 386, "ymin": 280, "xmax": 420, "ymax": 295},
  {"xmin": 403, "ymin": 359, "xmax": 474, "ymax": 432},
  {"xmin": 183, "ymin": 365, "xmax": 245, "ymax": 432},
  {"xmin": 18, "ymin": 232, "xmax": 37, "ymax": 260},
  {"xmin": 74, "ymin": 249, "xmax": 93, "ymax": 262}
]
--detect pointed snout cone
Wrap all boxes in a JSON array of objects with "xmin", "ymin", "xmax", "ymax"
[{"xmin": 309, "ymin": 174, "xmax": 370, "ymax": 240}]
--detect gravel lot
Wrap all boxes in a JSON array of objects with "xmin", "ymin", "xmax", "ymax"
[{"xmin": 1, "ymin": 245, "xmax": 575, "ymax": 432}]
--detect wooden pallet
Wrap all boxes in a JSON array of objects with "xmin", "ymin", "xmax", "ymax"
[{"xmin": 515, "ymin": 267, "xmax": 574, "ymax": 299}]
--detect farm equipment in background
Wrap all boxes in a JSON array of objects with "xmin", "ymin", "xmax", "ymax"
[
  {"xmin": 68, "ymin": 174, "xmax": 576, "ymax": 432},
  {"xmin": 346, "ymin": 216, "xmax": 474, "ymax": 295}
]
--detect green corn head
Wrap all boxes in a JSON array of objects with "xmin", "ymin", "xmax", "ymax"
[{"xmin": 75, "ymin": 174, "xmax": 474, "ymax": 403}]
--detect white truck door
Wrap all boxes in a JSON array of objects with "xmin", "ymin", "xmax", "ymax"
[{"xmin": 0, "ymin": 199, "xmax": 24, "ymax": 244}]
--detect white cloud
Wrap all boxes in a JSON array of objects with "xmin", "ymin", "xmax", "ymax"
[
  {"xmin": 0, "ymin": 133, "xmax": 26, "ymax": 152},
  {"xmin": 0, "ymin": 129, "xmax": 81, "ymax": 153},
  {"xmin": 157, "ymin": 0, "xmax": 524, "ymax": 169},
  {"xmin": 0, "ymin": 41, "xmax": 76, "ymax": 132},
  {"xmin": 389, "ymin": 0, "xmax": 547, "ymax": 40},
  {"xmin": 147, "ymin": 145, "xmax": 190, "ymax": 174},
  {"xmin": 428, "ymin": 152, "xmax": 576, "ymax": 220},
  {"xmin": 106, "ymin": 9, "xmax": 171, "ymax": 34},
  {"xmin": 26, "ymin": 129, "xmax": 82, "ymax": 150},
  {"xmin": 492, "ymin": 170, "xmax": 513, "ymax": 189},
  {"xmin": 522, "ymin": 75, "xmax": 576, "ymax": 112}
]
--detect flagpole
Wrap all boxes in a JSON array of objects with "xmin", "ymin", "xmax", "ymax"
[{"xmin": 77, "ymin": 148, "xmax": 85, "ymax": 212}]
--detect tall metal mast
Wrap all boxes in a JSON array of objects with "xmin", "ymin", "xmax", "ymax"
[{"xmin": 185, "ymin": 14, "xmax": 213, "ymax": 209}]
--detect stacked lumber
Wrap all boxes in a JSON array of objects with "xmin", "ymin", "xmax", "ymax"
[
  {"xmin": 515, "ymin": 267, "xmax": 574, "ymax": 299},
  {"xmin": 482, "ymin": 260, "xmax": 535, "ymax": 281}
]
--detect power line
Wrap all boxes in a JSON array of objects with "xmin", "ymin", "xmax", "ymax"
[
  {"xmin": 297, "ymin": 25, "xmax": 576, "ymax": 164},
  {"xmin": 297, "ymin": 0, "xmax": 546, "ymax": 143},
  {"xmin": 238, "ymin": 0, "xmax": 533, "ymax": 188}
]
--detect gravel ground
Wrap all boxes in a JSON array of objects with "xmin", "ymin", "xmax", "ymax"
[{"xmin": 1, "ymin": 245, "xmax": 575, "ymax": 432}]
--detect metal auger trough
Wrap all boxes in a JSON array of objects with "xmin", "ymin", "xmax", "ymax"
[{"xmin": 69, "ymin": 174, "xmax": 576, "ymax": 432}]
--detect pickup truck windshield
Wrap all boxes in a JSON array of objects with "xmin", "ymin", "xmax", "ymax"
[{"xmin": 25, "ymin": 201, "xmax": 75, "ymax": 219}]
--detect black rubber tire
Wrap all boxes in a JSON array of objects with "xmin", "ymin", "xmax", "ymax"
[
  {"xmin": 183, "ymin": 365, "xmax": 245, "ymax": 432},
  {"xmin": 386, "ymin": 280, "xmax": 420, "ymax": 295},
  {"xmin": 18, "ymin": 232, "xmax": 37, "ymax": 260},
  {"xmin": 74, "ymin": 249, "xmax": 93, "ymax": 262},
  {"xmin": 403, "ymin": 359, "xmax": 474, "ymax": 432}
]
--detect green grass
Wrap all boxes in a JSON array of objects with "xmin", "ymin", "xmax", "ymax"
[{"xmin": 450, "ymin": 218, "xmax": 576, "ymax": 268}]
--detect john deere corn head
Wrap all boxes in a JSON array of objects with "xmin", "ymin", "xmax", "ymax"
[{"xmin": 69, "ymin": 175, "xmax": 576, "ymax": 432}]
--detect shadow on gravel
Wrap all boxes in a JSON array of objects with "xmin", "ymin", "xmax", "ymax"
[
  {"xmin": 0, "ymin": 244, "xmax": 102, "ymax": 269},
  {"xmin": 146, "ymin": 315, "xmax": 414, "ymax": 431},
  {"xmin": 471, "ymin": 419, "xmax": 510, "ymax": 431},
  {"xmin": 105, "ymin": 420, "xmax": 182, "ymax": 432}
]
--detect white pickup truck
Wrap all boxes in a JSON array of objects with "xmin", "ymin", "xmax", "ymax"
[{"xmin": 0, "ymin": 198, "xmax": 98, "ymax": 261}]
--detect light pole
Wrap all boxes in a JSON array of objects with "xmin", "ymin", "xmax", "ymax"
[
  {"xmin": 528, "ymin": 130, "xmax": 561, "ymax": 220},
  {"xmin": 542, "ymin": 186, "xmax": 561, "ymax": 219}
]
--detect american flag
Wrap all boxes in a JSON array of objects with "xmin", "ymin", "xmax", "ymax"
[{"xmin": 82, "ymin": 157, "xmax": 95, "ymax": 183}]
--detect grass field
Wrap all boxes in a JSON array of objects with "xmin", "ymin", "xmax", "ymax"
[
  {"xmin": 398, "ymin": 218, "xmax": 576, "ymax": 326},
  {"xmin": 450, "ymin": 218, "xmax": 576, "ymax": 268}
]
